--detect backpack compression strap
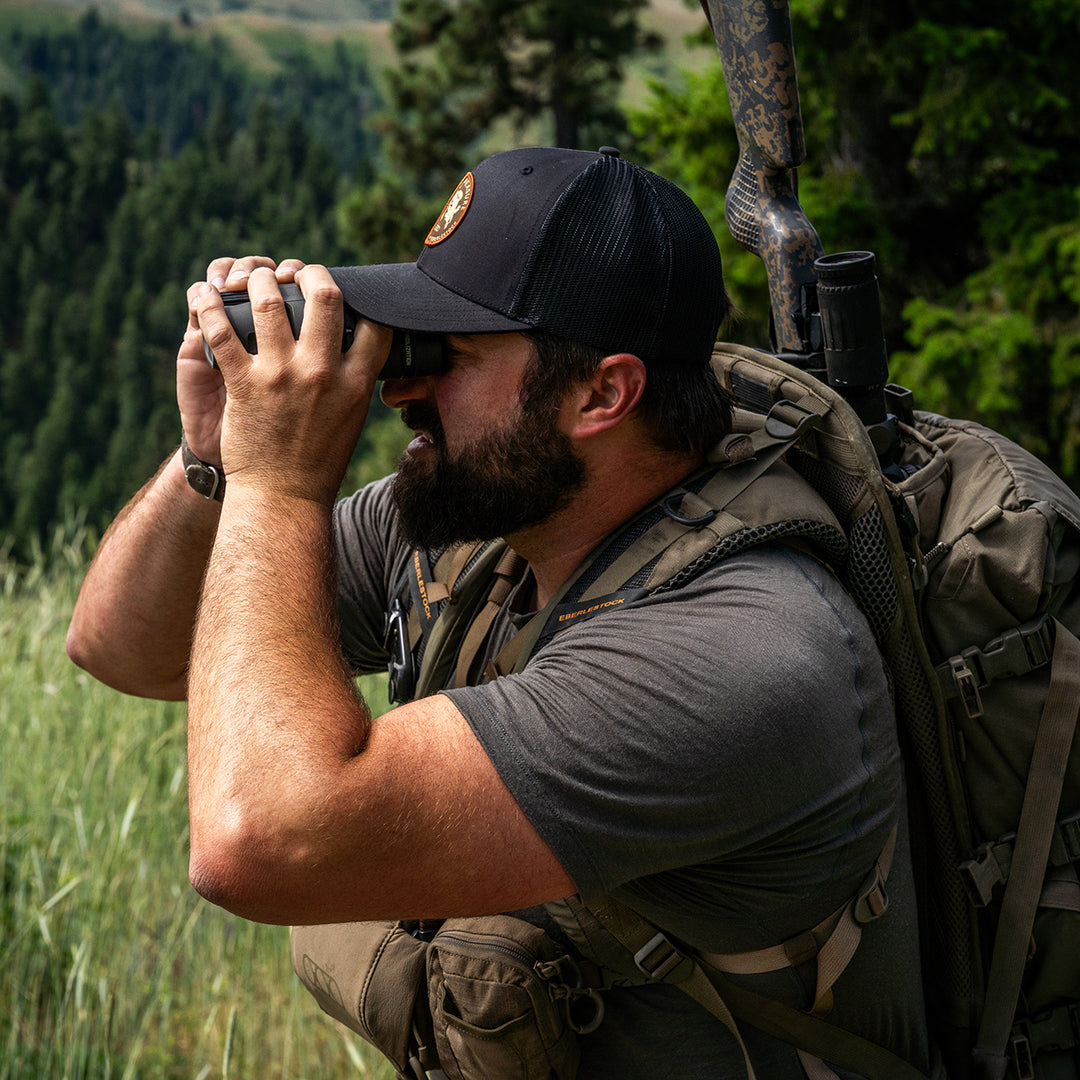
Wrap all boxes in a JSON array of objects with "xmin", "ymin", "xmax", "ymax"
[
  {"xmin": 548, "ymin": 826, "xmax": 929, "ymax": 1080},
  {"xmin": 971, "ymin": 619, "xmax": 1080, "ymax": 1080}
]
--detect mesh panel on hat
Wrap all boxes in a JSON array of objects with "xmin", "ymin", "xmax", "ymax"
[
  {"xmin": 508, "ymin": 156, "xmax": 724, "ymax": 365},
  {"xmin": 649, "ymin": 168, "xmax": 726, "ymax": 362}
]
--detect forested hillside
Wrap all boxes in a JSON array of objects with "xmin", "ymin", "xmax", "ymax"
[
  {"xmin": 0, "ymin": 8, "xmax": 378, "ymax": 169},
  {"xmin": 0, "ymin": 9, "xmax": 393, "ymax": 560}
]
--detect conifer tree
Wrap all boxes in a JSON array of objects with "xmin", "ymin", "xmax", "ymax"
[
  {"xmin": 384, "ymin": 0, "xmax": 659, "ymax": 189},
  {"xmin": 342, "ymin": 0, "xmax": 660, "ymax": 263}
]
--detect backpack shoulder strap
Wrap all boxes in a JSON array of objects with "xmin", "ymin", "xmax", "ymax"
[
  {"xmin": 395, "ymin": 539, "xmax": 516, "ymax": 702},
  {"xmin": 485, "ymin": 452, "xmax": 846, "ymax": 681}
]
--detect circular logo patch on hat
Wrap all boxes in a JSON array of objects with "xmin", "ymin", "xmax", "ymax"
[{"xmin": 425, "ymin": 172, "xmax": 474, "ymax": 246}]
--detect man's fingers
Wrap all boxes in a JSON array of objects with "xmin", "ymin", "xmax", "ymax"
[
  {"xmin": 293, "ymin": 266, "xmax": 346, "ymax": 364},
  {"xmin": 275, "ymin": 258, "xmax": 306, "ymax": 281},
  {"xmin": 246, "ymin": 268, "xmax": 301, "ymax": 370},
  {"xmin": 195, "ymin": 283, "xmax": 246, "ymax": 377}
]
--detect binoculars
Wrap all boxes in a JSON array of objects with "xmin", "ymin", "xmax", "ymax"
[{"xmin": 203, "ymin": 283, "xmax": 446, "ymax": 380}]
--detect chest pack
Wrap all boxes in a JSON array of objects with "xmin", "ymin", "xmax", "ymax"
[{"xmin": 293, "ymin": 343, "xmax": 1080, "ymax": 1080}]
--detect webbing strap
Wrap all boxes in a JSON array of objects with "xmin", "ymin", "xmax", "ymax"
[
  {"xmin": 704, "ymin": 826, "xmax": 895, "ymax": 1005},
  {"xmin": 703, "ymin": 973, "xmax": 931, "ymax": 1080},
  {"xmin": 562, "ymin": 829, "xmax": 906, "ymax": 1080},
  {"xmin": 441, "ymin": 543, "xmax": 485, "ymax": 594},
  {"xmin": 453, "ymin": 548, "xmax": 527, "ymax": 688},
  {"xmin": 483, "ymin": 542, "xmax": 614, "ymax": 681},
  {"xmin": 676, "ymin": 964, "xmax": 762, "ymax": 1080},
  {"xmin": 407, "ymin": 549, "xmax": 444, "ymax": 634},
  {"xmin": 573, "ymin": 879, "xmax": 922, "ymax": 1080},
  {"xmin": 410, "ymin": 541, "xmax": 509, "ymax": 700},
  {"xmin": 972, "ymin": 619, "xmax": 1080, "ymax": 1080}
]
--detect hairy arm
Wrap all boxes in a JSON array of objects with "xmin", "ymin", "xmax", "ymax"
[
  {"xmin": 66, "ymin": 441, "xmax": 219, "ymax": 699},
  {"xmin": 67, "ymin": 255, "xmax": 301, "ymax": 699},
  {"xmin": 185, "ymin": 265, "xmax": 574, "ymax": 924},
  {"xmin": 187, "ymin": 488, "xmax": 573, "ymax": 923}
]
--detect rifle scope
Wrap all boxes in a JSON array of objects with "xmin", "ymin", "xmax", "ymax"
[{"xmin": 814, "ymin": 251, "xmax": 889, "ymax": 429}]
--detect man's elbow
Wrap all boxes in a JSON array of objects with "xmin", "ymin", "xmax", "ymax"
[
  {"xmin": 188, "ymin": 848, "xmax": 269, "ymax": 922},
  {"xmin": 65, "ymin": 619, "xmax": 106, "ymax": 680},
  {"xmin": 65, "ymin": 619, "xmax": 117, "ymax": 687},
  {"xmin": 187, "ymin": 811, "xmax": 313, "ymax": 925},
  {"xmin": 65, "ymin": 618, "xmax": 187, "ymax": 700}
]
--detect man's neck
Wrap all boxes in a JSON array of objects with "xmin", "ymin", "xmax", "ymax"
[{"xmin": 507, "ymin": 448, "xmax": 706, "ymax": 609}]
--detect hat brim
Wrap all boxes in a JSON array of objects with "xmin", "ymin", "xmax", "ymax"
[{"xmin": 330, "ymin": 263, "xmax": 532, "ymax": 335}]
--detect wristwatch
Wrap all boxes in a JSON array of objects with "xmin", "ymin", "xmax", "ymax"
[{"xmin": 180, "ymin": 433, "xmax": 225, "ymax": 502}]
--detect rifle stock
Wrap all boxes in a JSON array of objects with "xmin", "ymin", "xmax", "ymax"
[
  {"xmin": 699, "ymin": 0, "xmax": 824, "ymax": 364},
  {"xmin": 701, "ymin": 0, "xmax": 905, "ymax": 456}
]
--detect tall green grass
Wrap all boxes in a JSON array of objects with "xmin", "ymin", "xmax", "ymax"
[{"xmin": 1, "ymin": 523, "xmax": 392, "ymax": 1079}]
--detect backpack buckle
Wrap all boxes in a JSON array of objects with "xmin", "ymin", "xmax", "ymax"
[
  {"xmin": 939, "ymin": 615, "xmax": 1056, "ymax": 721},
  {"xmin": 1059, "ymin": 811, "xmax": 1080, "ymax": 864},
  {"xmin": 764, "ymin": 398, "xmax": 822, "ymax": 441},
  {"xmin": 949, "ymin": 655, "xmax": 985, "ymax": 720},
  {"xmin": 633, "ymin": 932, "xmax": 693, "ymax": 983},
  {"xmin": 959, "ymin": 840, "xmax": 1009, "ymax": 907},
  {"xmin": 1010, "ymin": 1033, "xmax": 1035, "ymax": 1080}
]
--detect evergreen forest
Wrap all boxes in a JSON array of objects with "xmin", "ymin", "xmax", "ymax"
[{"xmin": 1, "ymin": 0, "xmax": 1078, "ymax": 564}]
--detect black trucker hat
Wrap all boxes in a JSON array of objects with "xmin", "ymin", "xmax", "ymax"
[{"xmin": 330, "ymin": 146, "xmax": 726, "ymax": 367}]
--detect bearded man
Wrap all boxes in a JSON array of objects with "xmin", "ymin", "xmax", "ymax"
[{"xmin": 68, "ymin": 146, "xmax": 928, "ymax": 1080}]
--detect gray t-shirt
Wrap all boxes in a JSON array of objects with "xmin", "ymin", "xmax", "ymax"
[{"xmin": 334, "ymin": 476, "xmax": 929, "ymax": 1080}]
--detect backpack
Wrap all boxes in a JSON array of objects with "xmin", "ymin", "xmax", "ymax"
[
  {"xmin": 296, "ymin": 342, "xmax": 1080, "ymax": 1080},
  {"xmin": 708, "ymin": 344, "xmax": 1080, "ymax": 1080}
]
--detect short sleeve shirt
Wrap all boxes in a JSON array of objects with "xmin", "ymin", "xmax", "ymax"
[{"xmin": 333, "ymin": 477, "xmax": 929, "ymax": 1080}]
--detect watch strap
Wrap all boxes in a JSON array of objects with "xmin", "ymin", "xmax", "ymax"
[{"xmin": 181, "ymin": 433, "xmax": 225, "ymax": 502}]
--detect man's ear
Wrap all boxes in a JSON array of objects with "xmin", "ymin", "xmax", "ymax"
[{"xmin": 569, "ymin": 353, "xmax": 646, "ymax": 440}]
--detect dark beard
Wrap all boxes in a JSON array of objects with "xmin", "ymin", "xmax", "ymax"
[{"xmin": 391, "ymin": 400, "xmax": 586, "ymax": 550}]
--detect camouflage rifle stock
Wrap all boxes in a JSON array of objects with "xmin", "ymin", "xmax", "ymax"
[
  {"xmin": 701, "ymin": 0, "xmax": 904, "ymax": 453},
  {"xmin": 699, "ymin": 0, "xmax": 825, "ymax": 366}
]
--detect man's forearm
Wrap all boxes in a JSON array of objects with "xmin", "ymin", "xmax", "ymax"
[
  {"xmin": 67, "ymin": 448, "xmax": 221, "ymax": 699},
  {"xmin": 185, "ymin": 485, "xmax": 372, "ymax": 913}
]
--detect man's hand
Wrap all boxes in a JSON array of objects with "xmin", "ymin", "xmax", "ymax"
[
  {"xmin": 179, "ymin": 255, "xmax": 306, "ymax": 466},
  {"xmin": 195, "ymin": 263, "xmax": 391, "ymax": 507}
]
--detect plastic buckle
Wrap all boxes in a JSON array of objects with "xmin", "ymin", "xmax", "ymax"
[
  {"xmin": 944, "ymin": 615, "xmax": 1056, "ymax": 721},
  {"xmin": 633, "ymin": 933, "xmax": 693, "ymax": 983},
  {"xmin": 949, "ymin": 655, "xmax": 985, "ymax": 720},
  {"xmin": 1010, "ymin": 1033, "xmax": 1035, "ymax": 1080},
  {"xmin": 983, "ymin": 616, "xmax": 1054, "ymax": 680},
  {"xmin": 1059, "ymin": 811, "xmax": 1080, "ymax": 863},
  {"xmin": 958, "ymin": 841, "xmax": 1009, "ymax": 907},
  {"xmin": 854, "ymin": 871, "xmax": 889, "ymax": 924},
  {"xmin": 1018, "ymin": 614, "xmax": 1055, "ymax": 670},
  {"xmin": 764, "ymin": 399, "xmax": 822, "ymax": 441}
]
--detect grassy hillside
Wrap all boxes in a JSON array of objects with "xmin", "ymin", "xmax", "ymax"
[{"xmin": 0, "ymin": 529, "xmax": 393, "ymax": 1079}]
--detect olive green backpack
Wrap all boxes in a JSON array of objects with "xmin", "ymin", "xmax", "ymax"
[
  {"xmin": 709, "ymin": 345, "xmax": 1080, "ymax": 1080},
  {"xmin": 295, "ymin": 343, "xmax": 1080, "ymax": 1080}
]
